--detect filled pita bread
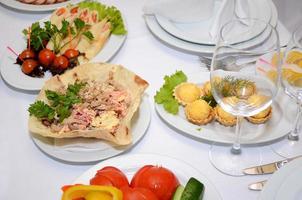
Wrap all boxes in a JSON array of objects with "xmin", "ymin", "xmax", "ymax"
[{"xmin": 28, "ymin": 63, "xmax": 148, "ymax": 145}]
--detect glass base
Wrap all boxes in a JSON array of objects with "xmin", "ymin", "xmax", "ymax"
[
  {"xmin": 271, "ymin": 138, "xmax": 302, "ymax": 158},
  {"xmin": 209, "ymin": 144, "xmax": 262, "ymax": 176}
]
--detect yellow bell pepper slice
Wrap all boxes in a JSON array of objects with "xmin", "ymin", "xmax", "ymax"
[{"xmin": 61, "ymin": 185, "xmax": 123, "ymax": 200}]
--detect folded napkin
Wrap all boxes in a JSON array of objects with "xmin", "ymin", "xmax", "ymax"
[{"xmin": 143, "ymin": 0, "xmax": 215, "ymax": 23}]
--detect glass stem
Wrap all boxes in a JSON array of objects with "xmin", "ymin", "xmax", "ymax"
[
  {"xmin": 288, "ymin": 104, "xmax": 302, "ymax": 141},
  {"xmin": 231, "ymin": 116, "xmax": 243, "ymax": 154}
]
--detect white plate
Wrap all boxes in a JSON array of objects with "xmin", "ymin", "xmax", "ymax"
[
  {"xmin": 0, "ymin": 0, "xmax": 82, "ymax": 12},
  {"xmin": 145, "ymin": 0, "xmax": 277, "ymax": 56},
  {"xmin": 259, "ymin": 157, "xmax": 302, "ymax": 200},
  {"xmin": 31, "ymin": 96, "xmax": 150, "ymax": 163},
  {"xmin": 73, "ymin": 153, "xmax": 222, "ymax": 200},
  {"xmin": 155, "ymin": 72, "xmax": 295, "ymax": 145},
  {"xmin": 0, "ymin": 17, "xmax": 126, "ymax": 92},
  {"xmin": 155, "ymin": 0, "xmax": 271, "ymax": 45}
]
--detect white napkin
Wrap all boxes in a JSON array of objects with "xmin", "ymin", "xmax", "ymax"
[{"xmin": 143, "ymin": 0, "xmax": 215, "ymax": 23}]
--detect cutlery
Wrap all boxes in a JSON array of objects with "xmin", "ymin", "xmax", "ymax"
[
  {"xmin": 243, "ymin": 155, "xmax": 302, "ymax": 175},
  {"xmin": 248, "ymin": 180, "xmax": 267, "ymax": 191}
]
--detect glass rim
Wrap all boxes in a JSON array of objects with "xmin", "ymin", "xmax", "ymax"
[
  {"xmin": 293, "ymin": 25, "xmax": 302, "ymax": 49},
  {"xmin": 218, "ymin": 17, "xmax": 280, "ymax": 54}
]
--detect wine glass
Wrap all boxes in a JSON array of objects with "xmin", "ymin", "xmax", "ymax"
[
  {"xmin": 271, "ymin": 24, "xmax": 302, "ymax": 158},
  {"xmin": 209, "ymin": 18, "xmax": 281, "ymax": 176}
]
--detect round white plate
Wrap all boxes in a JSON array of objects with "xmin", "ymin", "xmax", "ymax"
[
  {"xmin": 155, "ymin": 71, "xmax": 295, "ymax": 145},
  {"xmin": 31, "ymin": 96, "xmax": 150, "ymax": 163},
  {"xmin": 0, "ymin": 17, "xmax": 126, "ymax": 92},
  {"xmin": 145, "ymin": 0, "xmax": 277, "ymax": 55},
  {"xmin": 73, "ymin": 153, "xmax": 222, "ymax": 200},
  {"xmin": 0, "ymin": 0, "xmax": 82, "ymax": 12},
  {"xmin": 155, "ymin": 0, "xmax": 271, "ymax": 45},
  {"xmin": 259, "ymin": 157, "xmax": 302, "ymax": 200}
]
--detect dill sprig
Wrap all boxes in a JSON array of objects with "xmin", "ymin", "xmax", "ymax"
[{"xmin": 214, "ymin": 76, "xmax": 255, "ymax": 98}]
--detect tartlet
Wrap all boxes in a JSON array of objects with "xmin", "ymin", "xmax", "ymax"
[
  {"xmin": 247, "ymin": 106, "xmax": 272, "ymax": 124},
  {"xmin": 203, "ymin": 81, "xmax": 211, "ymax": 95},
  {"xmin": 286, "ymin": 51, "xmax": 302, "ymax": 66},
  {"xmin": 185, "ymin": 99, "xmax": 214, "ymax": 125},
  {"xmin": 173, "ymin": 82, "xmax": 203, "ymax": 105},
  {"xmin": 214, "ymin": 105, "xmax": 236, "ymax": 126}
]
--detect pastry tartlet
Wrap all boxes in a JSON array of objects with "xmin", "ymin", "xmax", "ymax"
[
  {"xmin": 247, "ymin": 94, "xmax": 269, "ymax": 107},
  {"xmin": 247, "ymin": 106, "xmax": 272, "ymax": 124},
  {"xmin": 185, "ymin": 99, "xmax": 214, "ymax": 125},
  {"xmin": 203, "ymin": 81, "xmax": 211, "ymax": 95},
  {"xmin": 173, "ymin": 82, "xmax": 203, "ymax": 105},
  {"xmin": 286, "ymin": 50, "xmax": 302, "ymax": 66},
  {"xmin": 235, "ymin": 82, "xmax": 256, "ymax": 99},
  {"xmin": 214, "ymin": 105, "xmax": 236, "ymax": 126}
]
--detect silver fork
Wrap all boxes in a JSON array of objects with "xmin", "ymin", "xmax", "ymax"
[{"xmin": 199, "ymin": 55, "xmax": 258, "ymax": 71}]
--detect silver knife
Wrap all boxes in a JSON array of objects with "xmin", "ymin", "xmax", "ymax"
[
  {"xmin": 248, "ymin": 180, "xmax": 267, "ymax": 191},
  {"xmin": 243, "ymin": 155, "xmax": 302, "ymax": 175}
]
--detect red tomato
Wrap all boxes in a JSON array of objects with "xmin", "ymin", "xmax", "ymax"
[
  {"xmin": 70, "ymin": 7, "xmax": 79, "ymax": 14},
  {"xmin": 130, "ymin": 165, "xmax": 153, "ymax": 187},
  {"xmin": 121, "ymin": 186, "xmax": 159, "ymax": 200},
  {"xmin": 21, "ymin": 59, "xmax": 38, "ymax": 74},
  {"xmin": 130, "ymin": 165, "xmax": 180, "ymax": 200},
  {"xmin": 90, "ymin": 174, "xmax": 113, "ymax": 186},
  {"xmin": 38, "ymin": 48, "xmax": 55, "ymax": 67},
  {"xmin": 56, "ymin": 8, "xmax": 66, "ymax": 16},
  {"xmin": 18, "ymin": 49, "xmax": 36, "ymax": 61},
  {"xmin": 52, "ymin": 56, "xmax": 69, "ymax": 70},
  {"xmin": 63, "ymin": 49, "xmax": 79, "ymax": 59},
  {"xmin": 90, "ymin": 166, "xmax": 129, "ymax": 189}
]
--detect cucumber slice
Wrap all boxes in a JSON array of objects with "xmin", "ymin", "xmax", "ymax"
[
  {"xmin": 172, "ymin": 185, "xmax": 185, "ymax": 200},
  {"xmin": 180, "ymin": 177, "xmax": 204, "ymax": 200}
]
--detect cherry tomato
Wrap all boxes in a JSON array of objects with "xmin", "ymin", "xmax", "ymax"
[
  {"xmin": 90, "ymin": 166, "xmax": 129, "ymax": 189},
  {"xmin": 21, "ymin": 59, "xmax": 38, "ymax": 74},
  {"xmin": 130, "ymin": 165, "xmax": 180, "ymax": 200},
  {"xmin": 121, "ymin": 186, "xmax": 159, "ymax": 200},
  {"xmin": 64, "ymin": 49, "xmax": 79, "ymax": 59},
  {"xmin": 52, "ymin": 56, "xmax": 69, "ymax": 70},
  {"xmin": 38, "ymin": 48, "xmax": 55, "ymax": 67},
  {"xmin": 18, "ymin": 49, "xmax": 36, "ymax": 61}
]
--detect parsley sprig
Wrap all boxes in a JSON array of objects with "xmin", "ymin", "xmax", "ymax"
[
  {"xmin": 23, "ymin": 18, "xmax": 94, "ymax": 53},
  {"xmin": 154, "ymin": 71, "xmax": 187, "ymax": 114},
  {"xmin": 28, "ymin": 82, "xmax": 86, "ymax": 123}
]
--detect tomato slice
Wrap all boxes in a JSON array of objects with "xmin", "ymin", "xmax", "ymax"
[
  {"xmin": 90, "ymin": 166, "xmax": 129, "ymax": 189},
  {"xmin": 130, "ymin": 165, "xmax": 180, "ymax": 200},
  {"xmin": 56, "ymin": 8, "xmax": 66, "ymax": 16},
  {"xmin": 121, "ymin": 186, "xmax": 159, "ymax": 200},
  {"xmin": 130, "ymin": 165, "xmax": 153, "ymax": 187},
  {"xmin": 90, "ymin": 174, "xmax": 113, "ymax": 186}
]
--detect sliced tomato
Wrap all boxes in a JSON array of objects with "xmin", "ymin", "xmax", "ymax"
[
  {"xmin": 121, "ymin": 186, "xmax": 159, "ymax": 200},
  {"xmin": 90, "ymin": 174, "xmax": 113, "ymax": 186},
  {"xmin": 130, "ymin": 165, "xmax": 153, "ymax": 187},
  {"xmin": 90, "ymin": 166, "xmax": 129, "ymax": 189},
  {"xmin": 130, "ymin": 165, "xmax": 180, "ymax": 200}
]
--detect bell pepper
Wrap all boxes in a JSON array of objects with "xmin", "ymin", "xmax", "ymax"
[{"xmin": 61, "ymin": 185, "xmax": 123, "ymax": 200}]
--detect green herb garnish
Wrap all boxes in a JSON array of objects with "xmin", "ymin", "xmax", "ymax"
[
  {"xmin": 28, "ymin": 82, "xmax": 86, "ymax": 122},
  {"xmin": 154, "ymin": 71, "xmax": 187, "ymax": 114},
  {"xmin": 201, "ymin": 93, "xmax": 217, "ymax": 107},
  {"xmin": 78, "ymin": 1, "xmax": 127, "ymax": 35},
  {"xmin": 28, "ymin": 101, "xmax": 55, "ymax": 121},
  {"xmin": 214, "ymin": 76, "xmax": 255, "ymax": 98},
  {"xmin": 23, "ymin": 18, "xmax": 93, "ymax": 53}
]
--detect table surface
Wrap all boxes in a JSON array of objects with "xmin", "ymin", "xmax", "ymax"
[{"xmin": 0, "ymin": 0, "xmax": 296, "ymax": 200}]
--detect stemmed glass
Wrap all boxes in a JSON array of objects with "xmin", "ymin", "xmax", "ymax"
[
  {"xmin": 209, "ymin": 18, "xmax": 281, "ymax": 176},
  {"xmin": 271, "ymin": 24, "xmax": 302, "ymax": 158}
]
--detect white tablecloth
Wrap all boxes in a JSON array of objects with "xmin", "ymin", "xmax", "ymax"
[{"xmin": 0, "ymin": 0, "xmax": 295, "ymax": 199}]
